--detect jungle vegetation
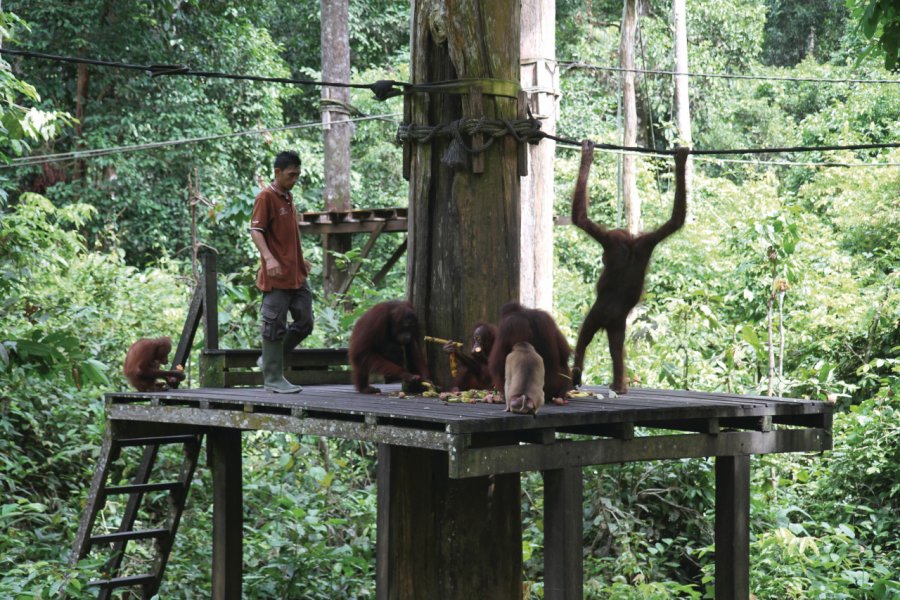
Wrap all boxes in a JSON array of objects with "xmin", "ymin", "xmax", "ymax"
[{"xmin": 1, "ymin": 1, "xmax": 898, "ymax": 597}]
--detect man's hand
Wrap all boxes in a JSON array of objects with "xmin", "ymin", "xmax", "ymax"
[
  {"xmin": 265, "ymin": 257, "xmax": 283, "ymax": 278},
  {"xmin": 304, "ymin": 259, "xmax": 312, "ymax": 273}
]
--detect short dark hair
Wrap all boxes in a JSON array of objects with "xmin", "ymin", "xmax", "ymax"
[{"xmin": 274, "ymin": 150, "xmax": 301, "ymax": 171}]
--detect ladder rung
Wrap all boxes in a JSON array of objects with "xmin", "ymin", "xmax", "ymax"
[
  {"xmin": 90, "ymin": 528, "xmax": 169, "ymax": 544},
  {"xmin": 104, "ymin": 482, "xmax": 183, "ymax": 495},
  {"xmin": 114, "ymin": 435, "xmax": 198, "ymax": 447},
  {"xmin": 89, "ymin": 573, "xmax": 156, "ymax": 589}
]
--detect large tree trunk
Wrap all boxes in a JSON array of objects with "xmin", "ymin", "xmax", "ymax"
[
  {"xmin": 673, "ymin": 0, "xmax": 694, "ymax": 216},
  {"xmin": 388, "ymin": 10, "xmax": 523, "ymax": 598},
  {"xmin": 407, "ymin": 0, "xmax": 522, "ymax": 388},
  {"xmin": 321, "ymin": 0, "xmax": 353, "ymax": 296},
  {"xmin": 620, "ymin": 0, "xmax": 641, "ymax": 233},
  {"xmin": 519, "ymin": 0, "xmax": 558, "ymax": 311}
]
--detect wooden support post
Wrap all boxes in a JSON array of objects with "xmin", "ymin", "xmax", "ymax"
[
  {"xmin": 543, "ymin": 467, "xmax": 583, "ymax": 600},
  {"xmin": 201, "ymin": 249, "xmax": 219, "ymax": 351},
  {"xmin": 376, "ymin": 444, "xmax": 522, "ymax": 600},
  {"xmin": 209, "ymin": 428, "xmax": 242, "ymax": 600},
  {"xmin": 715, "ymin": 454, "xmax": 750, "ymax": 600}
]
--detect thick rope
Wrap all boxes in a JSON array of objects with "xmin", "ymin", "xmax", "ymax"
[{"xmin": 397, "ymin": 117, "xmax": 544, "ymax": 153}]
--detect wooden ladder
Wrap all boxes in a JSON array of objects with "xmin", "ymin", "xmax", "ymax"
[{"xmin": 69, "ymin": 426, "xmax": 203, "ymax": 598}]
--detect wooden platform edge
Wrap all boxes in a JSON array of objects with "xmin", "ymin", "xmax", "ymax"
[
  {"xmin": 448, "ymin": 428, "xmax": 831, "ymax": 478},
  {"xmin": 107, "ymin": 404, "xmax": 454, "ymax": 451}
]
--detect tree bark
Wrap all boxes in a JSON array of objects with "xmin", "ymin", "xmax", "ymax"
[
  {"xmin": 408, "ymin": 0, "xmax": 522, "ymax": 389},
  {"xmin": 672, "ymin": 0, "xmax": 694, "ymax": 217},
  {"xmin": 321, "ymin": 0, "xmax": 353, "ymax": 296},
  {"xmin": 620, "ymin": 0, "xmax": 641, "ymax": 233},
  {"xmin": 519, "ymin": 0, "xmax": 557, "ymax": 311}
]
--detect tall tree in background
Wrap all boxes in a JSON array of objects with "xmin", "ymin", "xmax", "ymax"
[
  {"xmin": 519, "ymin": 0, "xmax": 558, "ymax": 310},
  {"xmin": 673, "ymin": 0, "xmax": 693, "ymax": 215},
  {"xmin": 620, "ymin": 0, "xmax": 641, "ymax": 233},
  {"xmin": 321, "ymin": 0, "xmax": 353, "ymax": 296}
]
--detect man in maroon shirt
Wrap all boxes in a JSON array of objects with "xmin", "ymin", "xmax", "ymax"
[{"xmin": 250, "ymin": 151, "xmax": 313, "ymax": 393}]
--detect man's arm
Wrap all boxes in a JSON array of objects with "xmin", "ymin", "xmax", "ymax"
[{"xmin": 250, "ymin": 230, "xmax": 283, "ymax": 278}]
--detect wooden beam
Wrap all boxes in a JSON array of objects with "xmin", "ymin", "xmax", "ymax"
[
  {"xmin": 715, "ymin": 455, "xmax": 750, "ymax": 600},
  {"xmin": 108, "ymin": 404, "xmax": 456, "ymax": 451},
  {"xmin": 209, "ymin": 428, "xmax": 242, "ymax": 599},
  {"xmin": 300, "ymin": 219, "xmax": 407, "ymax": 236},
  {"xmin": 543, "ymin": 467, "xmax": 583, "ymax": 600},
  {"xmin": 337, "ymin": 221, "xmax": 387, "ymax": 296},
  {"xmin": 467, "ymin": 86, "xmax": 485, "ymax": 174},
  {"xmin": 449, "ymin": 429, "xmax": 829, "ymax": 478},
  {"xmin": 172, "ymin": 284, "xmax": 204, "ymax": 370},
  {"xmin": 372, "ymin": 237, "xmax": 408, "ymax": 287},
  {"xmin": 201, "ymin": 250, "xmax": 218, "ymax": 351}
]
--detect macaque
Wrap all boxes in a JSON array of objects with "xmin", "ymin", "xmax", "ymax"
[
  {"xmin": 124, "ymin": 337, "xmax": 185, "ymax": 392},
  {"xmin": 504, "ymin": 342, "xmax": 545, "ymax": 415},
  {"xmin": 571, "ymin": 142, "xmax": 689, "ymax": 394}
]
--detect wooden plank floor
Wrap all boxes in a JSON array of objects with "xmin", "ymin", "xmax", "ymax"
[{"xmin": 107, "ymin": 383, "xmax": 830, "ymax": 435}]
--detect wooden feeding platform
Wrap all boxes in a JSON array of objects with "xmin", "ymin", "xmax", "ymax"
[
  {"xmin": 104, "ymin": 383, "xmax": 831, "ymax": 479},
  {"xmin": 76, "ymin": 377, "xmax": 831, "ymax": 600}
]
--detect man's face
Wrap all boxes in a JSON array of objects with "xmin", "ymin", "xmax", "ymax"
[{"xmin": 274, "ymin": 165, "xmax": 300, "ymax": 191}]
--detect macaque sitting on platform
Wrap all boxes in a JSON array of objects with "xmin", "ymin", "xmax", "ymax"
[
  {"xmin": 124, "ymin": 337, "xmax": 185, "ymax": 392},
  {"xmin": 443, "ymin": 321, "xmax": 497, "ymax": 391},
  {"xmin": 504, "ymin": 342, "xmax": 545, "ymax": 415},
  {"xmin": 570, "ymin": 142, "xmax": 689, "ymax": 394}
]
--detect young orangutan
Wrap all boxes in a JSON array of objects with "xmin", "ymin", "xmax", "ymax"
[
  {"xmin": 442, "ymin": 321, "xmax": 497, "ymax": 391},
  {"xmin": 124, "ymin": 337, "xmax": 185, "ymax": 392},
  {"xmin": 571, "ymin": 142, "xmax": 689, "ymax": 394}
]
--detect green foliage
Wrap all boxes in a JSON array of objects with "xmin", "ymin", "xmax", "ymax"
[
  {"xmin": 849, "ymin": 0, "xmax": 900, "ymax": 70},
  {"xmin": 761, "ymin": 0, "xmax": 849, "ymax": 66},
  {"xmin": 2, "ymin": 0, "xmax": 900, "ymax": 597},
  {"xmin": 740, "ymin": 384, "xmax": 900, "ymax": 598}
]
